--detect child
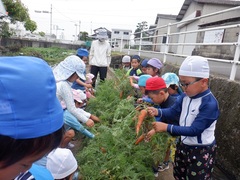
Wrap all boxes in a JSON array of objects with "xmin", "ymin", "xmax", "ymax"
[
  {"xmin": 126, "ymin": 55, "xmax": 142, "ymax": 76},
  {"xmin": 121, "ymin": 55, "xmax": 131, "ymax": 71},
  {"xmin": 61, "ymin": 89, "xmax": 99, "ymax": 139},
  {"xmin": 140, "ymin": 59, "xmax": 149, "ymax": 74},
  {"xmin": 147, "ymin": 56, "xmax": 220, "ymax": 179},
  {"xmin": 136, "ymin": 74, "xmax": 152, "ymax": 104},
  {"xmin": 0, "ymin": 56, "xmax": 64, "ymax": 179},
  {"xmin": 161, "ymin": 72, "xmax": 183, "ymax": 99},
  {"xmin": 146, "ymin": 58, "xmax": 163, "ymax": 77},
  {"xmin": 72, "ymin": 48, "xmax": 92, "ymax": 91},
  {"xmin": 144, "ymin": 77, "xmax": 179, "ymax": 176},
  {"xmin": 85, "ymin": 73, "xmax": 96, "ymax": 99},
  {"xmin": 46, "ymin": 148, "xmax": 79, "ymax": 180},
  {"xmin": 53, "ymin": 55, "xmax": 95, "ymax": 129}
]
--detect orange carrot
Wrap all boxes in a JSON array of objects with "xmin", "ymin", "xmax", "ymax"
[
  {"xmin": 119, "ymin": 90, "xmax": 123, "ymax": 99},
  {"xmin": 100, "ymin": 147, "xmax": 107, "ymax": 153},
  {"xmin": 136, "ymin": 109, "xmax": 147, "ymax": 135},
  {"xmin": 134, "ymin": 134, "xmax": 145, "ymax": 145}
]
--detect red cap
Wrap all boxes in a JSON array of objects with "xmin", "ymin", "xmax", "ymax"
[{"xmin": 145, "ymin": 77, "xmax": 166, "ymax": 90}]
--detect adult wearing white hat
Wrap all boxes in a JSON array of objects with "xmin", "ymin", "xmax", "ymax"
[{"xmin": 89, "ymin": 28, "xmax": 112, "ymax": 87}]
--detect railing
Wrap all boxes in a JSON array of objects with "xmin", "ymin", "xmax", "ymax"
[{"xmin": 127, "ymin": 6, "xmax": 240, "ymax": 81}]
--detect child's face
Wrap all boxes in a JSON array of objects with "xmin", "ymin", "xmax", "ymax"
[
  {"xmin": 148, "ymin": 91, "xmax": 165, "ymax": 104},
  {"xmin": 146, "ymin": 67, "xmax": 158, "ymax": 76},
  {"xmin": 168, "ymin": 85, "xmax": 178, "ymax": 95},
  {"xmin": 139, "ymin": 86, "xmax": 146, "ymax": 95},
  {"xmin": 141, "ymin": 67, "xmax": 147, "ymax": 74},
  {"xmin": 75, "ymin": 101, "xmax": 85, "ymax": 108},
  {"xmin": 131, "ymin": 59, "xmax": 140, "ymax": 69},
  {"xmin": 82, "ymin": 57, "xmax": 88, "ymax": 64},
  {"xmin": 0, "ymin": 149, "xmax": 48, "ymax": 180},
  {"xmin": 122, "ymin": 62, "xmax": 131, "ymax": 67},
  {"xmin": 179, "ymin": 76, "xmax": 207, "ymax": 97}
]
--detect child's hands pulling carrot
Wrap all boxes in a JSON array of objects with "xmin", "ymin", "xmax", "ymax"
[
  {"xmin": 152, "ymin": 122, "xmax": 168, "ymax": 133},
  {"xmin": 147, "ymin": 107, "xmax": 158, "ymax": 116},
  {"xmin": 146, "ymin": 129, "xmax": 156, "ymax": 141}
]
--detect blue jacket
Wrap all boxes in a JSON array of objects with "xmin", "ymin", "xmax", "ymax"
[{"xmin": 158, "ymin": 89, "xmax": 220, "ymax": 146}]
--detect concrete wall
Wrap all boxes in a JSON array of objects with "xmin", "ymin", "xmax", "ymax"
[{"xmin": 0, "ymin": 37, "xmax": 83, "ymax": 50}]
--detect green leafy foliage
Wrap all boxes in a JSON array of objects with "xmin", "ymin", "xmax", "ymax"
[{"xmin": 77, "ymin": 70, "xmax": 170, "ymax": 179}]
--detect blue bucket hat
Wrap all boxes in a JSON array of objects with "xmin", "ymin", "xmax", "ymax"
[
  {"xmin": 138, "ymin": 74, "xmax": 152, "ymax": 87},
  {"xmin": 161, "ymin": 72, "xmax": 180, "ymax": 87},
  {"xmin": 77, "ymin": 48, "xmax": 89, "ymax": 57},
  {"xmin": 0, "ymin": 56, "xmax": 63, "ymax": 139},
  {"xmin": 141, "ymin": 59, "xmax": 148, "ymax": 67}
]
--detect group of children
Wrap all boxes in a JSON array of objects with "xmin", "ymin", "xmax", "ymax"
[
  {"xmin": 0, "ymin": 52, "xmax": 219, "ymax": 180},
  {"xmin": 121, "ymin": 54, "xmax": 219, "ymax": 179}
]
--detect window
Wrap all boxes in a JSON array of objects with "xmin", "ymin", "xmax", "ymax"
[
  {"xmin": 114, "ymin": 31, "xmax": 120, "ymax": 34},
  {"xmin": 123, "ymin": 32, "xmax": 129, "ymax": 35}
]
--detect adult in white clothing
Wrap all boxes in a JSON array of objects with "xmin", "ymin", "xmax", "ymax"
[{"xmin": 89, "ymin": 28, "xmax": 111, "ymax": 87}]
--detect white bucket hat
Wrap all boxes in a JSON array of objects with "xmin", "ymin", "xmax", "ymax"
[
  {"xmin": 46, "ymin": 148, "xmax": 78, "ymax": 179},
  {"xmin": 97, "ymin": 29, "xmax": 108, "ymax": 39},
  {"xmin": 53, "ymin": 55, "xmax": 86, "ymax": 82},
  {"xmin": 179, "ymin": 56, "xmax": 209, "ymax": 78}
]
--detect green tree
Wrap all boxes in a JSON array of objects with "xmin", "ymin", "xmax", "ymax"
[
  {"xmin": 134, "ymin": 21, "xmax": 148, "ymax": 39},
  {"xmin": 24, "ymin": 19, "xmax": 37, "ymax": 33},
  {"xmin": 39, "ymin": 31, "xmax": 45, "ymax": 37},
  {"xmin": 1, "ymin": 0, "xmax": 37, "ymax": 37},
  {"xmin": 79, "ymin": 31, "xmax": 92, "ymax": 41}
]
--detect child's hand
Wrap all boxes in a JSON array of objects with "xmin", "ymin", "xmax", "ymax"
[
  {"xmin": 137, "ymin": 98, "xmax": 143, "ymax": 104},
  {"xmin": 146, "ymin": 129, "xmax": 156, "ymax": 141},
  {"xmin": 147, "ymin": 107, "xmax": 158, "ymax": 116},
  {"xmin": 86, "ymin": 119, "xmax": 94, "ymax": 127},
  {"xmin": 91, "ymin": 115, "xmax": 100, "ymax": 122},
  {"xmin": 152, "ymin": 122, "xmax": 168, "ymax": 132},
  {"xmin": 85, "ymin": 84, "xmax": 92, "ymax": 89}
]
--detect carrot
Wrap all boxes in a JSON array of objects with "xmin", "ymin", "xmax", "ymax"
[
  {"xmin": 100, "ymin": 147, "xmax": 107, "ymax": 153},
  {"xmin": 119, "ymin": 90, "xmax": 123, "ymax": 99},
  {"xmin": 134, "ymin": 134, "xmax": 145, "ymax": 145},
  {"xmin": 136, "ymin": 109, "xmax": 148, "ymax": 135}
]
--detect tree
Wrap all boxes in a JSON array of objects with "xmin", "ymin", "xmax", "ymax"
[
  {"xmin": 79, "ymin": 31, "xmax": 92, "ymax": 41},
  {"xmin": 1, "ymin": 0, "xmax": 37, "ymax": 37},
  {"xmin": 39, "ymin": 31, "xmax": 45, "ymax": 37},
  {"xmin": 134, "ymin": 21, "xmax": 148, "ymax": 39}
]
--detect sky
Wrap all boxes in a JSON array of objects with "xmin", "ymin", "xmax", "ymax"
[{"xmin": 20, "ymin": 0, "xmax": 185, "ymax": 40}]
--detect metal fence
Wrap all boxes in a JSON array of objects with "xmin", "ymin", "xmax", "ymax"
[{"xmin": 126, "ymin": 6, "xmax": 240, "ymax": 81}]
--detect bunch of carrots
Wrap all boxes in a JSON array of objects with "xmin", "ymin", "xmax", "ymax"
[{"xmin": 134, "ymin": 104, "xmax": 153, "ymax": 145}]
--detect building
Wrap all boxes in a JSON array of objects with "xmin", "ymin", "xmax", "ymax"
[
  {"xmin": 152, "ymin": 0, "xmax": 240, "ymax": 59},
  {"xmin": 110, "ymin": 28, "xmax": 132, "ymax": 50}
]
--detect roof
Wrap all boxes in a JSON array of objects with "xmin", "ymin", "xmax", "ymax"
[
  {"xmin": 155, "ymin": 14, "xmax": 177, "ymax": 24},
  {"xmin": 176, "ymin": 0, "xmax": 240, "ymax": 20}
]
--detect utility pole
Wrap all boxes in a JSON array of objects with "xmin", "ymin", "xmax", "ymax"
[{"xmin": 50, "ymin": 4, "xmax": 52, "ymax": 35}]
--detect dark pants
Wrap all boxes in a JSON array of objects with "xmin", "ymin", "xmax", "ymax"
[
  {"xmin": 90, "ymin": 65, "xmax": 107, "ymax": 87},
  {"xmin": 173, "ymin": 141, "xmax": 217, "ymax": 180}
]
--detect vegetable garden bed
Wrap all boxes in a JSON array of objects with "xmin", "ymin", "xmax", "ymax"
[{"xmin": 76, "ymin": 70, "xmax": 170, "ymax": 179}]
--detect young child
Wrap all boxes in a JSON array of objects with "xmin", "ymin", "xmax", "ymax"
[
  {"xmin": 61, "ymin": 89, "xmax": 99, "ymax": 139},
  {"xmin": 144, "ymin": 77, "xmax": 179, "ymax": 176},
  {"xmin": 0, "ymin": 56, "xmax": 64, "ymax": 179},
  {"xmin": 53, "ymin": 55, "xmax": 95, "ymax": 129},
  {"xmin": 136, "ymin": 74, "xmax": 152, "ymax": 104},
  {"xmin": 147, "ymin": 56, "xmax": 220, "ymax": 179},
  {"xmin": 85, "ymin": 73, "xmax": 96, "ymax": 99},
  {"xmin": 161, "ymin": 72, "xmax": 183, "ymax": 100},
  {"xmin": 46, "ymin": 148, "xmax": 79, "ymax": 180},
  {"xmin": 126, "ymin": 55, "xmax": 142, "ymax": 76},
  {"xmin": 121, "ymin": 55, "xmax": 131, "ymax": 71},
  {"xmin": 140, "ymin": 59, "xmax": 149, "ymax": 74},
  {"xmin": 72, "ymin": 48, "xmax": 93, "ymax": 92},
  {"xmin": 146, "ymin": 58, "xmax": 163, "ymax": 77}
]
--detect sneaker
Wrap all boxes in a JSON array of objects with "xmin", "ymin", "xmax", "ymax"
[
  {"xmin": 152, "ymin": 166, "xmax": 159, "ymax": 177},
  {"xmin": 158, "ymin": 162, "xmax": 169, "ymax": 172},
  {"xmin": 67, "ymin": 142, "xmax": 75, "ymax": 149}
]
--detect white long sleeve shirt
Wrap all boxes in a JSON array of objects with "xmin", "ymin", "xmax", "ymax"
[
  {"xmin": 56, "ymin": 81, "xmax": 88, "ymax": 123},
  {"xmin": 89, "ymin": 40, "xmax": 111, "ymax": 67}
]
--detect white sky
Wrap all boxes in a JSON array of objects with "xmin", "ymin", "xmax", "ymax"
[{"xmin": 20, "ymin": 0, "xmax": 185, "ymax": 40}]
